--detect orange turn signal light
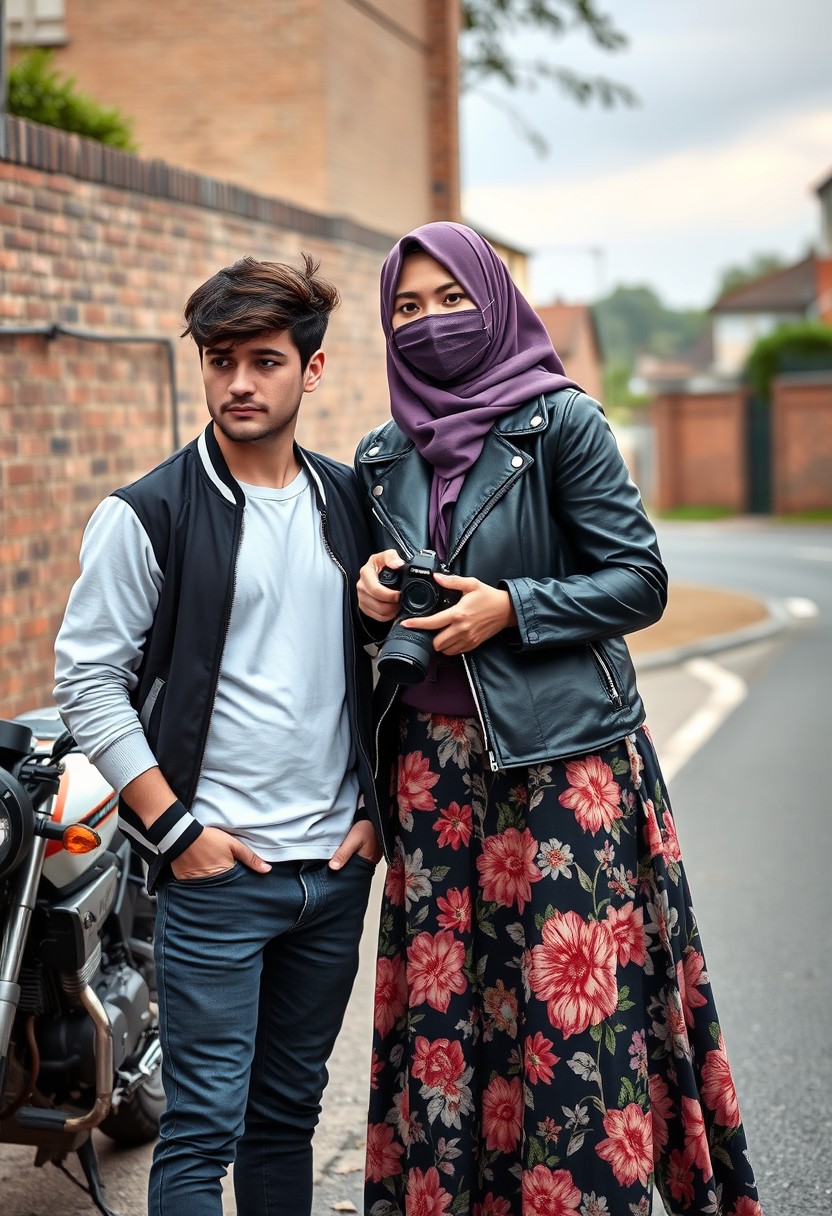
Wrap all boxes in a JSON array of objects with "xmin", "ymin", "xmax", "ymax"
[{"xmin": 62, "ymin": 825, "xmax": 101, "ymax": 854}]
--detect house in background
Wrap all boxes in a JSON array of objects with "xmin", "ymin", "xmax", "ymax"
[
  {"xmin": 638, "ymin": 168, "xmax": 832, "ymax": 395},
  {"xmin": 535, "ymin": 302, "xmax": 604, "ymax": 401},
  {"xmin": 648, "ymin": 165, "xmax": 832, "ymax": 515},
  {"xmin": 709, "ymin": 254, "xmax": 828, "ymax": 377}
]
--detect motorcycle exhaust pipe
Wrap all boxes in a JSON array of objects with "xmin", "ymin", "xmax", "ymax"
[{"xmin": 16, "ymin": 979, "xmax": 114, "ymax": 1135}]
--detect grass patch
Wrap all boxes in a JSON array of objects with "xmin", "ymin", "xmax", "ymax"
[{"xmin": 772, "ymin": 509, "xmax": 832, "ymax": 523}]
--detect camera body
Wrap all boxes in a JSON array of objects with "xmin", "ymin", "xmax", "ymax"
[{"xmin": 376, "ymin": 550, "xmax": 460, "ymax": 685}]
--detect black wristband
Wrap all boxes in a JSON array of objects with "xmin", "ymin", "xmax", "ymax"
[{"xmin": 146, "ymin": 799, "xmax": 204, "ymax": 861}]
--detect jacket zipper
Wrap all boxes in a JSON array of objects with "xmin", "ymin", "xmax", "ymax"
[
  {"xmin": 320, "ymin": 508, "xmax": 391, "ymax": 864},
  {"xmin": 460, "ymin": 654, "xmax": 500, "ymax": 772},
  {"xmin": 589, "ymin": 642, "xmax": 624, "ymax": 709},
  {"xmin": 447, "ymin": 473, "xmax": 522, "ymax": 566},
  {"xmin": 372, "ymin": 505, "xmax": 414, "ymax": 560}
]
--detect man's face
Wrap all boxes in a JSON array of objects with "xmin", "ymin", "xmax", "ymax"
[{"xmin": 201, "ymin": 329, "xmax": 323, "ymax": 447}]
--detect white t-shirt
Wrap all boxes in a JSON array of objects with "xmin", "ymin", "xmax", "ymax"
[{"xmin": 193, "ymin": 470, "xmax": 359, "ymax": 859}]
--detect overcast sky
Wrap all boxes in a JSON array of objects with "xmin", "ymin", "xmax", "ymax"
[{"xmin": 460, "ymin": 1, "xmax": 832, "ymax": 309}]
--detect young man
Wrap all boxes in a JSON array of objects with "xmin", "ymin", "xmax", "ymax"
[{"xmin": 54, "ymin": 255, "xmax": 384, "ymax": 1216}]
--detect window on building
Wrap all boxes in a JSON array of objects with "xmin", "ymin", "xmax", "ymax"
[{"xmin": 5, "ymin": 0, "xmax": 68, "ymax": 47}]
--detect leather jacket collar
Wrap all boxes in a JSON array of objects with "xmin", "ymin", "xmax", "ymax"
[{"xmin": 358, "ymin": 395, "xmax": 556, "ymax": 562}]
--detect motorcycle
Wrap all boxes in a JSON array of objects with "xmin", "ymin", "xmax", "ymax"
[{"xmin": 0, "ymin": 707, "xmax": 164, "ymax": 1216}]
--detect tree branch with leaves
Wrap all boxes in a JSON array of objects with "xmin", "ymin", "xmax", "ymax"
[{"xmin": 460, "ymin": 1, "xmax": 637, "ymax": 152}]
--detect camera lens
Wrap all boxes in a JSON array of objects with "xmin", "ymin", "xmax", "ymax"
[
  {"xmin": 401, "ymin": 579, "xmax": 438, "ymax": 615},
  {"xmin": 376, "ymin": 622, "xmax": 434, "ymax": 685}
]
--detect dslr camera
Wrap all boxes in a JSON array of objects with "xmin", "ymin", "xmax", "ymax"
[{"xmin": 376, "ymin": 549, "xmax": 460, "ymax": 685}]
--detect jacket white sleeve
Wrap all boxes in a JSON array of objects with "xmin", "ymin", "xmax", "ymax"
[{"xmin": 54, "ymin": 495, "xmax": 164, "ymax": 794}]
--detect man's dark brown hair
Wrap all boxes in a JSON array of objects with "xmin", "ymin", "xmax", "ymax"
[{"xmin": 182, "ymin": 253, "xmax": 340, "ymax": 368}]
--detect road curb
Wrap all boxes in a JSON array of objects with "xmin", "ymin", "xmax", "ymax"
[{"xmin": 633, "ymin": 597, "xmax": 794, "ymax": 671}]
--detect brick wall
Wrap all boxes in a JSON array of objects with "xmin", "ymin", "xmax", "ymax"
[
  {"xmin": 0, "ymin": 117, "xmax": 398, "ymax": 716},
  {"xmin": 38, "ymin": 0, "xmax": 460, "ymax": 235},
  {"xmin": 651, "ymin": 389, "xmax": 749, "ymax": 512},
  {"xmin": 771, "ymin": 374, "xmax": 832, "ymax": 513}
]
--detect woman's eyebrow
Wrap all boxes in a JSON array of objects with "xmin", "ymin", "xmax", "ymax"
[{"xmin": 394, "ymin": 280, "xmax": 463, "ymax": 301}]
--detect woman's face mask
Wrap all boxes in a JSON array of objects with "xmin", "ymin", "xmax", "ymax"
[{"xmin": 393, "ymin": 309, "xmax": 491, "ymax": 383}]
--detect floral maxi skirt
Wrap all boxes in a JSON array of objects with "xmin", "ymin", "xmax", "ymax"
[{"xmin": 365, "ymin": 710, "xmax": 760, "ymax": 1216}]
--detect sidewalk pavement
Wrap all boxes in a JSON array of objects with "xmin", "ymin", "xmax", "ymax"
[{"xmin": 305, "ymin": 580, "xmax": 788, "ymax": 1215}]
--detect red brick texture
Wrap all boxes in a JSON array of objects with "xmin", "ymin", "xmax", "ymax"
[
  {"xmin": 651, "ymin": 390, "xmax": 749, "ymax": 513},
  {"xmin": 771, "ymin": 375, "xmax": 832, "ymax": 513},
  {"xmin": 0, "ymin": 120, "xmax": 400, "ymax": 716},
  {"xmin": 652, "ymin": 380, "xmax": 832, "ymax": 515},
  {"xmin": 38, "ymin": 0, "xmax": 459, "ymax": 238}
]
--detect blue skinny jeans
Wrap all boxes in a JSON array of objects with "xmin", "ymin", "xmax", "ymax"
[{"xmin": 148, "ymin": 855, "xmax": 374, "ymax": 1216}]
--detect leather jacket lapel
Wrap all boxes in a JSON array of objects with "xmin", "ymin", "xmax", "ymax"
[{"xmin": 359, "ymin": 396, "xmax": 553, "ymax": 563}]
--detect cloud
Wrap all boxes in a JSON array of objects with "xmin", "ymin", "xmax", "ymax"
[{"xmin": 463, "ymin": 109, "xmax": 829, "ymax": 307}]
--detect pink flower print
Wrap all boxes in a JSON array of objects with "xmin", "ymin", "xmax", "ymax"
[
  {"xmin": 433, "ymin": 801, "xmax": 473, "ymax": 850},
  {"xmin": 407, "ymin": 930, "xmax": 466, "ymax": 1012},
  {"xmin": 666, "ymin": 1148, "xmax": 695, "ymax": 1205},
  {"xmin": 436, "ymin": 886, "xmax": 472, "ymax": 933},
  {"xmin": 365, "ymin": 1121, "xmax": 403, "ymax": 1182},
  {"xmin": 405, "ymin": 1165, "xmax": 453, "ymax": 1216},
  {"xmin": 530, "ymin": 910, "xmax": 618, "ymax": 1038},
  {"xmin": 662, "ymin": 806, "xmax": 683, "ymax": 862},
  {"xmin": 481, "ymin": 1075, "xmax": 522, "ymax": 1153},
  {"xmin": 648, "ymin": 1073, "xmax": 673, "ymax": 1157},
  {"xmin": 397, "ymin": 750, "xmax": 439, "ymax": 820},
  {"xmin": 604, "ymin": 901, "xmax": 647, "ymax": 967},
  {"xmin": 701, "ymin": 1033, "xmax": 742, "ymax": 1127},
  {"xmin": 477, "ymin": 827, "xmax": 542, "ymax": 913},
  {"xmin": 373, "ymin": 954, "xmax": 406, "ymax": 1037},
  {"xmin": 677, "ymin": 948, "xmax": 709, "ymax": 1028},
  {"xmin": 524, "ymin": 1031, "xmax": 559, "ymax": 1084},
  {"xmin": 521, "ymin": 1165, "xmax": 581, "ymax": 1215},
  {"xmin": 681, "ymin": 1095, "xmax": 713, "ymax": 1179},
  {"xmin": 595, "ymin": 1104, "xmax": 653, "ymax": 1187},
  {"xmin": 558, "ymin": 755, "xmax": 623, "ymax": 834}
]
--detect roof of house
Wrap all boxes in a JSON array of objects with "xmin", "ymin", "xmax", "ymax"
[
  {"xmin": 535, "ymin": 302, "xmax": 602, "ymax": 359},
  {"xmin": 711, "ymin": 255, "xmax": 817, "ymax": 314}
]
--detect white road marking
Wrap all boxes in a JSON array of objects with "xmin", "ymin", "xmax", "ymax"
[
  {"xmin": 796, "ymin": 547, "xmax": 832, "ymax": 562},
  {"xmin": 660, "ymin": 658, "xmax": 748, "ymax": 783},
  {"xmin": 785, "ymin": 596, "xmax": 820, "ymax": 618}
]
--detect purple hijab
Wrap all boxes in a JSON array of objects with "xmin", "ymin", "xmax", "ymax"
[{"xmin": 380, "ymin": 222, "xmax": 579, "ymax": 557}]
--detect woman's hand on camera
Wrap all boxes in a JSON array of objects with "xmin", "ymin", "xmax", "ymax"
[
  {"xmin": 404, "ymin": 572, "xmax": 517, "ymax": 655},
  {"xmin": 357, "ymin": 549, "xmax": 404, "ymax": 621}
]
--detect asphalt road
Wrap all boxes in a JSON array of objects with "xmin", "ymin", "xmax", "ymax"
[{"xmin": 649, "ymin": 520, "xmax": 832, "ymax": 1216}]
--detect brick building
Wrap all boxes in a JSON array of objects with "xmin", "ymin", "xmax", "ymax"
[
  {"xmin": 535, "ymin": 302, "xmax": 603, "ymax": 402},
  {"xmin": 6, "ymin": 0, "xmax": 460, "ymax": 236}
]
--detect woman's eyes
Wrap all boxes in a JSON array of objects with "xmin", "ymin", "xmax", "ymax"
[{"xmin": 398, "ymin": 292, "xmax": 467, "ymax": 316}]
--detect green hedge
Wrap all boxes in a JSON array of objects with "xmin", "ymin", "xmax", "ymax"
[
  {"xmin": 8, "ymin": 49, "xmax": 136, "ymax": 150},
  {"xmin": 744, "ymin": 320, "xmax": 832, "ymax": 399}
]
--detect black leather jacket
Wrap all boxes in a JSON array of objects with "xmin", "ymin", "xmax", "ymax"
[{"xmin": 355, "ymin": 388, "xmax": 667, "ymax": 783}]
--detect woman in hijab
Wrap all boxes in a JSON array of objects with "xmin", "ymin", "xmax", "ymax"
[{"xmin": 355, "ymin": 222, "xmax": 759, "ymax": 1216}]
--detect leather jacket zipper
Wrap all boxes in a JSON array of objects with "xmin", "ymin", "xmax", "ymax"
[
  {"xmin": 371, "ymin": 505, "xmax": 414, "ymax": 560},
  {"xmin": 589, "ymin": 642, "xmax": 624, "ymax": 709},
  {"xmin": 460, "ymin": 654, "xmax": 500, "ymax": 772}
]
